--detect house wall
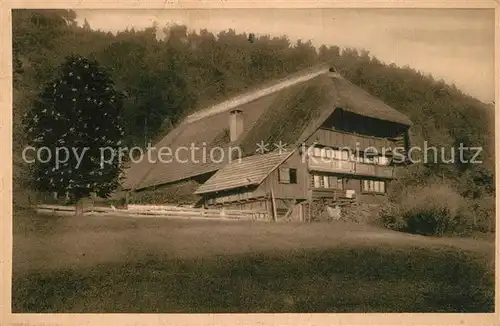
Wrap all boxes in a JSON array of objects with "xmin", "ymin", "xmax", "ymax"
[
  {"xmin": 306, "ymin": 128, "xmax": 400, "ymax": 154},
  {"xmin": 307, "ymin": 109, "xmax": 410, "ymax": 155},
  {"xmin": 305, "ymin": 172, "xmax": 390, "ymax": 201},
  {"xmin": 322, "ymin": 109, "xmax": 408, "ymax": 140},
  {"xmin": 253, "ymin": 150, "xmax": 308, "ymax": 200},
  {"xmin": 200, "ymin": 110, "xmax": 407, "ymax": 213},
  {"xmin": 344, "ymin": 176, "xmax": 390, "ymax": 204},
  {"xmin": 202, "ymin": 187, "xmax": 265, "ymax": 207},
  {"xmin": 209, "ymin": 199, "xmax": 269, "ymax": 212},
  {"xmin": 131, "ymin": 178, "xmax": 203, "ymax": 205},
  {"xmin": 299, "ymin": 110, "xmax": 407, "ymax": 203},
  {"xmin": 250, "ymin": 124, "xmax": 400, "ymax": 206}
]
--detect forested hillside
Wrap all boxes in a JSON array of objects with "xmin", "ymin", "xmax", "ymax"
[{"xmin": 13, "ymin": 10, "xmax": 494, "ymax": 233}]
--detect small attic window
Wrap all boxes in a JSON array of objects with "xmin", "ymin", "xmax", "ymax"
[{"xmin": 279, "ymin": 168, "xmax": 297, "ymax": 184}]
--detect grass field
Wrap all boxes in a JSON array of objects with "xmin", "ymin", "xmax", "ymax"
[{"xmin": 12, "ymin": 210, "xmax": 495, "ymax": 312}]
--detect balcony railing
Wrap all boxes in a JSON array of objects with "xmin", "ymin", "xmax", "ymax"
[
  {"xmin": 307, "ymin": 156, "xmax": 395, "ymax": 178},
  {"xmin": 310, "ymin": 188, "xmax": 346, "ymax": 199},
  {"xmin": 308, "ymin": 156, "xmax": 355, "ymax": 174}
]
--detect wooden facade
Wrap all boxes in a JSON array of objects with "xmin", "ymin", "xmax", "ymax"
[{"xmin": 200, "ymin": 109, "xmax": 408, "ymax": 221}]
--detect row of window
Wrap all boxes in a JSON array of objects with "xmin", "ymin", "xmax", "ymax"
[
  {"xmin": 310, "ymin": 173, "xmax": 386, "ymax": 194},
  {"xmin": 362, "ymin": 180, "xmax": 386, "ymax": 193},
  {"xmin": 278, "ymin": 168, "xmax": 386, "ymax": 194},
  {"xmin": 310, "ymin": 147, "xmax": 390, "ymax": 166},
  {"xmin": 311, "ymin": 174, "xmax": 344, "ymax": 190}
]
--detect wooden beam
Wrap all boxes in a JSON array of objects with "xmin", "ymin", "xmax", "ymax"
[
  {"xmin": 307, "ymin": 189, "xmax": 312, "ymax": 223},
  {"xmin": 283, "ymin": 204, "xmax": 295, "ymax": 220},
  {"xmin": 270, "ymin": 188, "xmax": 278, "ymax": 222}
]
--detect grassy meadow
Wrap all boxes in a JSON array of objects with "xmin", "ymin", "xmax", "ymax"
[{"xmin": 12, "ymin": 210, "xmax": 495, "ymax": 313}]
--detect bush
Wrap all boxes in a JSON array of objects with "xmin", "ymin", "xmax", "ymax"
[
  {"xmin": 456, "ymin": 195, "xmax": 495, "ymax": 234},
  {"xmin": 378, "ymin": 202, "xmax": 405, "ymax": 231},
  {"xmin": 343, "ymin": 202, "xmax": 386, "ymax": 224},
  {"xmin": 310, "ymin": 199, "xmax": 333, "ymax": 222},
  {"xmin": 475, "ymin": 195, "xmax": 495, "ymax": 233},
  {"xmin": 380, "ymin": 183, "xmax": 464, "ymax": 236}
]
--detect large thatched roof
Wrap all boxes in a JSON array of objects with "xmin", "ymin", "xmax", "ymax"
[{"xmin": 123, "ymin": 65, "xmax": 411, "ymax": 191}]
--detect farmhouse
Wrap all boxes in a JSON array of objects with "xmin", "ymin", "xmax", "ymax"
[{"xmin": 122, "ymin": 65, "xmax": 412, "ymax": 221}]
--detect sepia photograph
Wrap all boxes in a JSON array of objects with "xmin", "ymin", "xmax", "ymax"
[{"xmin": 5, "ymin": 4, "xmax": 497, "ymax": 321}]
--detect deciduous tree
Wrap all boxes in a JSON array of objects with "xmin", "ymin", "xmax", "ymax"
[{"xmin": 24, "ymin": 55, "xmax": 126, "ymax": 214}]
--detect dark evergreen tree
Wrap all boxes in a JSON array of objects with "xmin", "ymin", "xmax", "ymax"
[{"xmin": 23, "ymin": 55, "xmax": 126, "ymax": 214}]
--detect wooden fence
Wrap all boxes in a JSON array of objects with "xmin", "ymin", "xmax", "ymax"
[{"xmin": 36, "ymin": 204, "xmax": 269, "ymax": 221}]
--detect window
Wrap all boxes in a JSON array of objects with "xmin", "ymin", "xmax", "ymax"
[
  {"xmin": 313, "ymin": 175, "xmax": 321, "ymax": 188},
  {"xmin": 380, "ymin": 181, "xmax": 386, "ymax": 193},
  {"xmin": 279, "ymin": 168, "xmax": 290, "ymax": 183},
  {"xmin": 323, "ymin": 175, "xmax": 329, "ymax": 188},
  {"xmin": 330, "ymin": 176, "xmax": 344, "ymax": 189},
  {"xmin": 290, "ymin": 169, "xmax": 297, "ymax": 184},
  {"xmin": 279, "ymin": 168, "xmax": 297, "ymax": 184},
  {"xmin": 310, "ymin": 173, "xmax": 344, "ymax": 189},
  {"xmin": 361, "ymin": 179, "xmax": 386, "ymax": 194},
  {"xmin": 326, "ymin": 148, "xmax": 334, "ymax": 159}
]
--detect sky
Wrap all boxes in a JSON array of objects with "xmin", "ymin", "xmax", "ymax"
[{"xmin": 75, "ymin": 9, "xmax": 495, "ymax": 103}]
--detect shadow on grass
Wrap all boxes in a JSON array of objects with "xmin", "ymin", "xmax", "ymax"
[{"xmin": 12, "ymin": 244, "xmax": 494, "ymax": 313}]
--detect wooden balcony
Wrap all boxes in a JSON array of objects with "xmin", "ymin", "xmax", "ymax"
[
  {"xmin": 307, "ymin": 128, "xmax": 400, "ymax": 152},
  {"xmin": 308, "ymin": 156, "xmax": 355, "ymax": 174},
  {"xmin": 309, "ymin": 189, "xmax": 357, "ymax": 206},
  {"xmin": 310, "ymin": 188, "xmax": 346, "ymax": 199},
  {"xmin": 307, "ymin": 156, "xmax": 394, "ymax": 179}
]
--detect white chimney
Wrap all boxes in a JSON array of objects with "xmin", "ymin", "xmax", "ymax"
[{"xmin": 229, "ymin": 109, "xmax": 244, "ymax": 142}]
